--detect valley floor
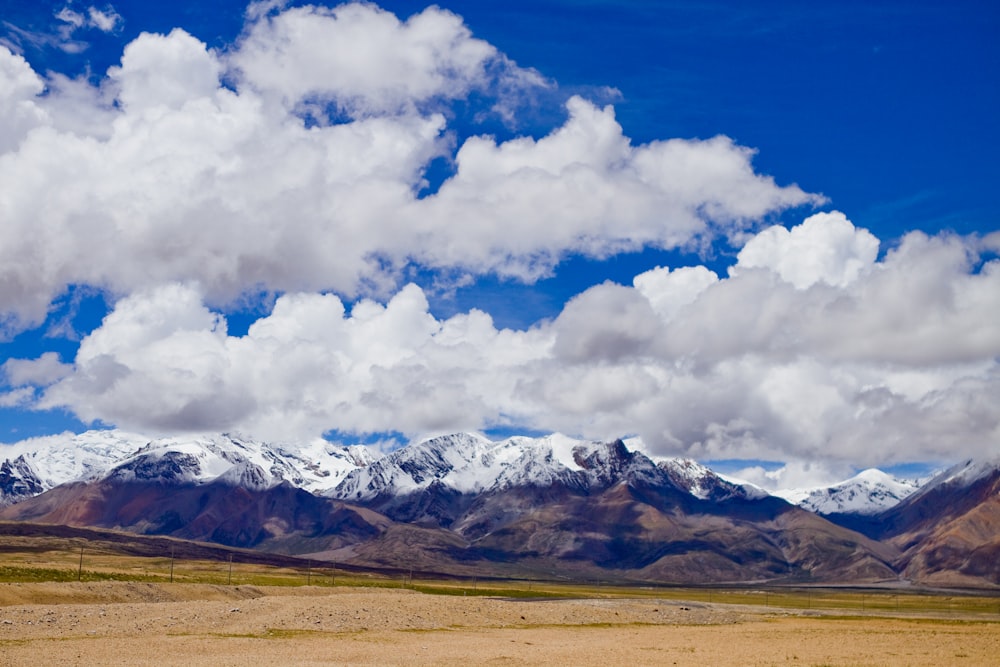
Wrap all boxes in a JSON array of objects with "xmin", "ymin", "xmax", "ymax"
[{"xmin": 0, "ymin": 583, "xmax": 998, "ymax": 666}]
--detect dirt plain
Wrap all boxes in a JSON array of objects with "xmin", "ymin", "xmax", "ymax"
[{"xmin": 1, "ymin": 582, "xmax": 998, "ymax": 666}]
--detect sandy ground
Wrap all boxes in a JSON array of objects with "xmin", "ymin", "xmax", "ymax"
[{"xmin": 1, "ymin": 583, "xmax": 999, "ymax": 666}]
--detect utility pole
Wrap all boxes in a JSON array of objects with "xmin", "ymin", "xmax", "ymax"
[
  {"xmin": 169, "ymin": 547, "xmax": 175, "ymax": 583},
  {"xmin": 77, "ymin": 546, "xmax": 84, "ymax": 582},
  {"xmin": 228, "ymin": 554, "xmax": 233, "ymax": 586}
]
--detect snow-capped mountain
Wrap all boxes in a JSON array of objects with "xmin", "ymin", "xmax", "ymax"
[
  {"xmin": 0, "ymin": 430, "xmax": 375, "ymax": 505},
  {"xmin": 865, "ymin": 456, "xmax": 1000, "ymax": 585},
  {"xmin": 103, "ymin": 433, "xmax": 374, "ymax": 492},
  {"xmin": 329, "ymin": 432, "xmax": 676, "ymax": 505},
  {"xmin": 0, "ymin": 455, "xmax": 45, "ymax": 506},
  {"xmin": 19, "ymin": 430, "xmax": 1000, "ymax": 586},
  {"xmin": 903, "ymin": 456, "xmax": 1000, "ymax": 501},
  {"xmin": 3, "ymin": 428, "xmax": 927, "ymax": 515},
  {"xmin": 775, "ymin": 468, "xmax": 920, "ymax": 516},
  {"xmin": 0, "ymin": 430, "xmax": 148, "ymax": 505},
  {"xmin": 331, "ymin": 432, "xmax": 495, "ymax": 501}
]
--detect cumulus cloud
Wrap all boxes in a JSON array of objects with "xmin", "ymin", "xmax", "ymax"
[
  {"xmin": 0, "ymin": 3, "xmax": 818, "ymax": 335},
  {"xmin": 552, "ymin": 282, "xmax": 660, "ymax": 362},
  {"xmin": 4, "ymin": 3, "xmax": 995, "ymax": 473},
  {"xmin": 633, "ymin": 265, "xmax": 719, "ymax": 322},
  {"xmin": 38, "ymin": 282, "xmax": 550, "ymax": 440},
  {"xmin": 22, "ymin": 214, "xmax": 1000, "ymax": 468},
  {"xmin": 230, "ymin": 2, "xmax": 532, "ymax": 117},
  {"xmin": 733, "ymin": 211, "xmax": 879, "ymax": 289},
  {"xmin": 108, "ymin": 29, "xmax": 222, "ymax": 111},
  {"xmin": 408, "ymin": 99, "xmax": 821, "ymax": 280},
  {"xmin": 0, "ymin": 48, "xmax": 47, "ymax": 153}
]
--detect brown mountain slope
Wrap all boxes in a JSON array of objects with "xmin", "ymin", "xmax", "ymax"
[
  {"xmin": 0, "ymin": 441, "xmax": 912, "ymax": 583},
  {"xmin": 326, "ymin": 478, "xmax": 899, "ymax": 583},
  {"xmin": 877, "ymin": 469, "xmax": 1000, "ymax": 586},
  {"xmin": 0, "ymin": 479, "xmax": 392, "ymax": 555},
  {"xmin": 0, "ymin": 521, "xmax": 342, "ymax": 569},
  {"xmin": 461, "ymin": 482, "xmax": 899, "ymax": 584}
]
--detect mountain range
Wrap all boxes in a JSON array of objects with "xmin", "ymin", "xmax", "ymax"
[{"xmin": 1, "ymin": 430, "xmax": 997, "ymax": 587}]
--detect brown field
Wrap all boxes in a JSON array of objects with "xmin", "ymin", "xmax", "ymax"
[
  {"xmin": 1, "ymin": 525, "xmax": 999, "ymax": 665},
  {"xmin": 1, "ymin": 582, "xmax": 999, "ymax": 666}
]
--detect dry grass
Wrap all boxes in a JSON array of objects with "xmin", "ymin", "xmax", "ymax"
[
  {"xmin": 0, "ymin": 583, "xmax": 998, "ymax": 666},
  {"xmin": 3, "ymin": 531, "xmax": 1000, "ymax": 619},
  {"xmin": 4, "ymin": 524, "xmax": 1000, "ymax": 664}
]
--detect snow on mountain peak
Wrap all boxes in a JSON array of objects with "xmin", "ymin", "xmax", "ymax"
[
  {"xmin": 775, "ymin": 468, "xmax": 919, "ymax": 515},
  {"xmin": 330, "ymin": 432, "xmax": 660, "ymax": 502},
  {"xmin": 654, "ymin": 457, "xmax": 769, "ymax": 501},
  {"xmin": 1, "ymin": 430, "xmax": 149, "ymax": 488},
  {"xmin": 903, "ymin": 456, "xmax": 1000, "ymax": 503},
  {"xmin": 0, "ymin": 430, "xmax": 372, "ymax": 499},
  {"xmin": 104, "ymin": 436, "xmax": 249, "ymax": 485},
  {"xmin": 2, "ymin": 429, "xmax": 957, "ymax": 517},
  {"xmin": 333, "ymin": 432, "xmax": 495, "ymax": 501},
  {"xmin": 933, "ymin": 457, "xmax": 1000, "ymax": 487}
]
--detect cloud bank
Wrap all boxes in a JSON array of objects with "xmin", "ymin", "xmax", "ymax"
[
  {"xmin": 2, "ymin": 2, "xmax": 997, "ymax": 479},
  {"xmin": 23, "ymin": 214, "xmax": 1000, "ymax": 472}
]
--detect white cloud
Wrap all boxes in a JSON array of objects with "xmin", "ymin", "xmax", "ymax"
[
  {"xmin": 2, "ymin": 351, "xmax": 73, "ymax": 387},
  {"xmin": 86, "ymin": 6, "xmax": 123, "ymax": 33},
  {"xmin": 56, "ymin": 5, "xmax": 122, "ymax": 33},
  {"xmin": 41, "ymin": 4, "xmax": 122, "ymax": 53},
  {"xmin": 633, "ymin": 265, "xmax": 719, "ymax": 322},
  {"xmin": 0, "ymin": 47, "xmax": 47, "ymax": 153},
  {"xmin": 0, "ymin": 6, "xmax": 816, "ymax": 335},
  {"xmin": 31, "ymin": 215, "xmax": 1000, "ymax": 468},
  {"xmin": 552, "ymin": 282, "xmax": 660, "ymax": 362},
  {"xmin": 38, "ymin": 282, "xmax": 550, "ymax": 440},
  {"xmin": 0, "ymin": 387, "xmax": 36, "ymax": 408},
  {"xmin": 733, "ymin": 211, "xmax": 879, "ymax": 289},
  {"xmin": 108, "ymin": 29, "xmax": 221, "ymax": 111},
  {"xmin": 728, "ymin": 460, "xmax": 856, "ymax": 492},
  {"xmin": 230, "ymin": 3, "xmax": 528, "ymax": 117},
  {"xmin": 55, "ymin": 8, "xmax": 86, "ymax": 30},
  {"xmin": 408, "ymin": 97, "xmax": 821, "ymax": 281}
]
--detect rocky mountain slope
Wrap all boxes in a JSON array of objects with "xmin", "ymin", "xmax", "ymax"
[
  {"xmin": 0, "ymin": 430, "xmax": 907, "ymax": 584},
  {"xmin": 3, "ymin": 430, "xmax": 998, "ymax": 585},
  {"xmin": 861, "ymin": 457, "xmax": 1000, "ymax": 586}
]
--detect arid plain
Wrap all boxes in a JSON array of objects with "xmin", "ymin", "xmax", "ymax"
[{"xmin": 1, "ymin": 582, "xmax": 999, "ymax": 666}]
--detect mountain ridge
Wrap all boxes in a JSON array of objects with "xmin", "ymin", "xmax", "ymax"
[{"xmin": 1, "ymin": 430, "xmax": 997, "ymax": 586}]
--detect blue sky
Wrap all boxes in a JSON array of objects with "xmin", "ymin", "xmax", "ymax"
[{"xmin": 0, "ymin": 1, "xmax": 997, "ymax": 488}]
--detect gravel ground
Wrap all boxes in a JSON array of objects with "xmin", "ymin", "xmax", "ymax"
[{"xmin": 1, "ymin": 583, "xmax": 998, "ymax": 666}]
